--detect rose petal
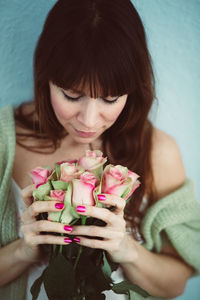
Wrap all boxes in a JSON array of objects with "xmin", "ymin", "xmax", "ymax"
[{"xmin": 72, "ymin": 179, "xmax": 95, "ymax": 206}]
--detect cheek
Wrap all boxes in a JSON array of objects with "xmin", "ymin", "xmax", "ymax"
[
  {"xmin": 104, "ymin": 99, "xmax": 127, "ymax": 122},
  {"xmin": 50, "ymin": 88, "xmax": 74, "ymax": 121}
]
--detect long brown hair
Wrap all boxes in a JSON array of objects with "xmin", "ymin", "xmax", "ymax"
[{"xmin": 15, "ymin": 0, "xmax": 157, "ymax": 237}]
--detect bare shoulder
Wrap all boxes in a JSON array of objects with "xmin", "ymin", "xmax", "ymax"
[{"xmin": 151, "ymin": 127, "xmax": 186, "ymax": 199}]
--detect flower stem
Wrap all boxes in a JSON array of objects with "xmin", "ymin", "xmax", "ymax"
[
  {"xmin": 73, "ymin": 246, "xmax": 82, "ymax": 271},
  {"xmin": 59, "ymin": 233, "xmax": 64, "ymax": 254},
  {"xmin": 73, "ymin": 216, "xmax": 87, "ymax": 271}
]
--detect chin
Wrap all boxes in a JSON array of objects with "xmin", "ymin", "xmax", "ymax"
[{"xmin": 71, "ymin": 135, "xmax": 97, "ymax": 144}]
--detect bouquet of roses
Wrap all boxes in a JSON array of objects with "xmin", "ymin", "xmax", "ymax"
[{"xmin": 29, "ymin": 150, "xmax": 148, "ymax": 300}]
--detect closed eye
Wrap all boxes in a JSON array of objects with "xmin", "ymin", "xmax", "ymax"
[
  {"xmin": 102, "ymin": 97, "xmax": 120, "ymax": 104},
  {"xmin": 62, "ymin": 90, "xmax": 120, "ymax": 104},
  {"xmin": 62, "ymin": 91, "xmax": 81, "ymax": 101}
]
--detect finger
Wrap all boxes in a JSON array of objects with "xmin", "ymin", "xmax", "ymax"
[
  {"xmin": 97, "ymin": 194, "xmax": 126, "ymax": 214},
  {"xmin": 76, "ymin": 205, "xmax": 119, "ymax": 225},
  {"xmin": 21, "ymin": 200, "xmax": 65, "ymax": 224},
  {"xmin": 67, "ymin": 225, "xmax": 120, "ymax": 239},
  {"xmin": 24, "ymin": 233, "xmax": 73, "ymax": 247},
  {"xmin": 21, "ymin": 220, "xmax": 73, "ymax": 235},
  {"xmin": 21, "ymin": 184, "xmax": 36, "ymax": 208},
  {"xmin": 72, "ymin": 236, "xmax": 112, "ymax": 250}
]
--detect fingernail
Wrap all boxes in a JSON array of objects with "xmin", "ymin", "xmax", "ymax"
[
  {"xmin": 64, "ymin": 225, "xmax": 73, "ymax": 232},
  {"xmin": 76, "ymin": 206, "xmax": 86, "ymax": 213},
  {"xmin": 55, "ymin": 203, "xmax": 64, "ymax": 209},
  {"xmin": 74, "ymin": 237, "xmax": 80, "ymax": 243},
  {"xmin": 98, "ymin": 194, "xmax": 106, "ymax": 201},
  {"xmin": 64, "ymin": 238, "xmax": 72, "ymax": 244}
]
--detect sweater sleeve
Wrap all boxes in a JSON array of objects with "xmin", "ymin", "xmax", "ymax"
[
  {"xmin": 141, "ymin": 178, "xmax": 200, "ymax": 275},
  {"xmin": 0, "ymin": 104, "xmax": 17, "ymax": 247}
]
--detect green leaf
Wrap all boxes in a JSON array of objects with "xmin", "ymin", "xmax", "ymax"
[
  {"xmin": 43, "ymin": 195, "xmax": 54, "ymax": 201},
  {"xmin": 112, "ymin": 281, "xmax": 150, "ymax": 298},
  {"xmin": 102, "ymin": 251, "xmax": 112, "ymax": 279},
  {"xmin": 48, "ymin": 210, "xmax": 61, "ymax": 223},
  {"xmin": 76, "ymin": 251, "xmax": 111, "ymax": 294},
  {"xmin": 85, "ymin": 267, "xmax": 111, "ymax": 293},
  {"xmin": 121, "ymin": 186, "xmax": 132, "ymax": 199},
  {"xmin": 54, "ymin": 163, "xmax": 61, "ymax": 179},
  {"xmin": 43, "ymin": 253, "xmax": 75, "ymax": 300},
  {"xmin": 51, "ymin": 180, "xmax": 68, "ymax": 190},
  {"xmin": 106, "ymin": 258, "xmax": 118, "ymax": 273},
  {"xmin": 33, "ymin": 181, "xmax": 52, "ymax": 201},
  {"xmin": 30, "ymin": 269, "xmax": 46, "ymax": 300},
  {"xmin": 48, "ymin": 169, "xmax": 57, "ymax": 181}
]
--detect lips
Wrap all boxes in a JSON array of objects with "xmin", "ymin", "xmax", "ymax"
[{"xmin": 75, "ymin": 129, "xmax": 97, "ymax": 138}]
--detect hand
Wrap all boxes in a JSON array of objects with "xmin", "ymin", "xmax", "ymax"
[
  {"xmin": 20, "ymin": 185, "xmax": 73, "ymax": 263},
  {"xmin": 66, "ymin": 194, "xmax": 138, "ymax": 263}
]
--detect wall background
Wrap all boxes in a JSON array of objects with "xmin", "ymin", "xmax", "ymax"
[{"xmin": 0, "ymin": 0, "xmax": 199, "ymax": 299}]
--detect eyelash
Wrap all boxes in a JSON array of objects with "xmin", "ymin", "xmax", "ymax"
[{"xmin": 62, "ymin": 91, "xmax": 120, "ymax": 105}]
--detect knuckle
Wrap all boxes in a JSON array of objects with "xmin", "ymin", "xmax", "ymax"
[
  {"xmin": 90, "ymin": 226, "xmax": 98, "ymax": 236},
  {"xmin": 43, "ymin": 235, "xmax": 51, "ymax": 244},
  {"xmin": 24, "ymin": 234, "xmax": 33, "ymax": 246},
  {"xmin": 91, "ymin": 239, "xmax": 99, "ymax": 248},
  {"xmin": 21, "ymin": 185, "xmax": 34, "ymax": 198},
  {"xmin": 104, "ymin": 209, "xmax": 111, "ymax": 221},
  {"xmin": 37, "ymin": 220, "xmax": 46, "ymax": 232},
  {"xmin": 31, "ymin": 201, "xmax": 39, "ymax": 214}
]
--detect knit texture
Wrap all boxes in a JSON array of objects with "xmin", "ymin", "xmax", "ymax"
[
  {"xmin": 142, "ymin": 178, "xmax": 200, "ymax": 274},
  {"xmin": 0, "ymin": 105, "xmax": 200, "ymax": 300},
  {"xmin": 0, "ymin": 105, "xmax": 27, "ymax": 300}
]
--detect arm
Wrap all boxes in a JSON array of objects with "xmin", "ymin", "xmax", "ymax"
[
  {"xmin": 0, "ymin": 185, "xmax": 72, "ymax": 287},
  {"xmin": 120, "ymin": 236, "xmax": 194, "ymax": 298},
  {"xmin": 0, "ymin": 238, "xmax": 38, "ymax": 286},
  {"xmin": 119, "ymin": 129, "xmax": 194, "ymax": 298},
  {"xmin": 69, "ymin": 129, "xmax": 194, "ymax": 298}
]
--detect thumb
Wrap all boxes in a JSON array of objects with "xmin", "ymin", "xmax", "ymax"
[{"xmin": 21, "ymin": 184, "xmax": 36, "ymax": 208}]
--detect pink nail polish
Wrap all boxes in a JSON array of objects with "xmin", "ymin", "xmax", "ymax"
[
  {"xmin": 76, "ymin": 206, "xmax": 86, "ymax": 213},
  {"xmin": 55, "ymin": 203, "xmax": 64, "ymax": 209},
  {"xmin": 64, "ymin": 225, "xmax": 73, "ymax": 232},
  {"xmin": 98, "ymin": 194, "xmax": 106, "ymax": 201},
  {"xmin": 74, "ymin": 237, "xmax": 80, "ymax": 243},
  {"xmin": 64, "ymin": 238, "xmax": 72, "ymax": 244}
]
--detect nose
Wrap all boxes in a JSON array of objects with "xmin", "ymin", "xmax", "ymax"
[{"xmin": 76, "ymin": 98, "xmax": 100, "ymax": 130}]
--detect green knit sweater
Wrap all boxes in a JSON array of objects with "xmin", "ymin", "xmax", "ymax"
[{"xmin": 0, "ymin": 105, "xmax": 200, "ymax": 300}]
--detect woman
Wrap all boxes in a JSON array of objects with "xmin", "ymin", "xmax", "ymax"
[{"xmin": 0, "ymin": 0, "xmax": 199, "ymax": 299}]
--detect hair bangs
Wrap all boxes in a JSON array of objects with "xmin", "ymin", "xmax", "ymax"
[{"xmin": 47, "ymin": 9, "xmax": 137, "ymax": 99}]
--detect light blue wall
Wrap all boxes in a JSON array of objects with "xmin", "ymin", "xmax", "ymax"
[{"xmin": 0, "ymin": 1, "xmax": 199, "ymax": 299}]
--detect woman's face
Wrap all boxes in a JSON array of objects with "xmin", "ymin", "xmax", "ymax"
[{"xmin": 49, "ymin": 81, "xmax": 128, "ymax": 144}]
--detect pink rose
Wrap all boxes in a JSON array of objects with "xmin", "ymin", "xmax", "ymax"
[
  {"xmin": 102, "ymin": 165, "xmax": 140, "ymax": 200},
  {"xmin": 50, "ymin": 190, "xmax": 66, "ymax": 202},
  {"xmin": 79, "ymin": 150, "xmax": 105, "ymax": 169},
  {"xmin": 60, "ymin": 162, "xmax": 84, "ymax": 182},
  {"xmin": 30, "ymin": 167, "xmax": 51, "ymax": 185},
  {"xmin": 78, "ymin": 150, "xmax": 107, "ymax": 179},
  {"xmin": 72, "ymin": 172, "xmax": 97, "ymax": 206}
]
